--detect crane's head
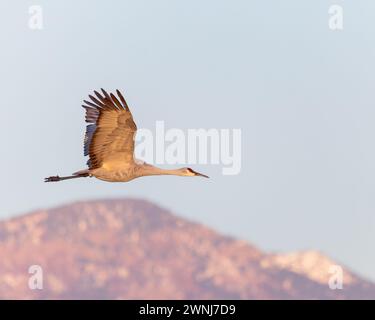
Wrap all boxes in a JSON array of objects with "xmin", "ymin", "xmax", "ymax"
[{"xmin": 181, "ymin": 167, "xmax": 209, "ymax": 178}]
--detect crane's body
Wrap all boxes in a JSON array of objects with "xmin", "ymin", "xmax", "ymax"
[
  {"xmin": 45, "ymin": 89, "xmax": 208, "ymax": 183},
  {"xmin": 87, "ymin": 162, "xmax": 195, "ymax": 183}
]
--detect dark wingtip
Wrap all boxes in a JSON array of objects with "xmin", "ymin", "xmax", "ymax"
[
  {"xmin": 101, "ymin": 88, "xmax": 109, "ymax": 97},
  {"xmin": 116, "ymin": 89, "xmax": 129, "ymax": 110},
  {"xmin": 94, "ymin": 90, "xmax": 102, "ymax": 96}
]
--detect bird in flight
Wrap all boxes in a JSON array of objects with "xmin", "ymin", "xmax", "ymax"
[{"xmin": 45, "ymin": 89, "xmax": 209, "ymax": 183}]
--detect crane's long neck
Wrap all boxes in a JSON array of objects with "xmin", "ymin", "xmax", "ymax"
[{"xmin": 139, "ymin": 164, "xmax": 184, "ymax": 177}]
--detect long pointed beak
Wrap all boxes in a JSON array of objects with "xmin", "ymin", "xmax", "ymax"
[{"xmin": 194, "ymin": 171, "xmax": 209, "ymax": 178}]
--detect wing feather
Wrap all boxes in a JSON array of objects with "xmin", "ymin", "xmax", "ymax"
[
  {"xmin": 110, "ymin": 93, "xmax": 123, "ymax": 110},
  {"xmin": 101, "ymin": 88, "xmax": 119, "ymax": 110},
  {"xmin": 82, "ymin": 89, "xmax": 137, "ymax": 169},
  {"xmin": 89, "ymin": 94, "xmax": 106, "ymax": 108},
  {"xmin": 94, "ymin": 90, "xmax": 107, "ymax": 106},
  {"xmin": 116, "ymin": 89, "xmax": 129, "ymax": 110}
]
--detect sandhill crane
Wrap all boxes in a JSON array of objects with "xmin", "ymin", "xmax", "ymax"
[{"xmin": 45, "ymin": 89, "xmax": 209, "ymax": 183}]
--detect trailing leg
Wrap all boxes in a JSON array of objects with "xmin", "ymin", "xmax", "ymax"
[{"xmin": 44, "ymin": 172, "xmax": 89, "ymax": 183}]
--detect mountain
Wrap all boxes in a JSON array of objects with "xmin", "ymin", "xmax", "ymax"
[{"xmin": 0, "ymin": 199, "xmax": 373, "ymax": 299}]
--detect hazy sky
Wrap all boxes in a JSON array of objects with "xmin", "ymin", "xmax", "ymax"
[{"xmin": 1, "ymin": 1, "xmax": 375, "ymax": 281}]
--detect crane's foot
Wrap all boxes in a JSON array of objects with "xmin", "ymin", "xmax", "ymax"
[{"xmin": 45, "ymin": 176, "xmax": 61, "ymax": 182}]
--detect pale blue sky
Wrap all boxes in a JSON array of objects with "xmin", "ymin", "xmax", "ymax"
[{"xmin": 1, "ymin": 1, "xmax": 375, "ymax": 281}]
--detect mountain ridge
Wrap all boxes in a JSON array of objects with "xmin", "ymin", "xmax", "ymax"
[{"xmin": 0, "ymin": 198, "xmax": 373, "ymax": 299}]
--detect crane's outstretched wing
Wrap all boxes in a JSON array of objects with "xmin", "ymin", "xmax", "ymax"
[{"xmin": 82, "ymin": 89, "xmax": 137, "ymax": 170}]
